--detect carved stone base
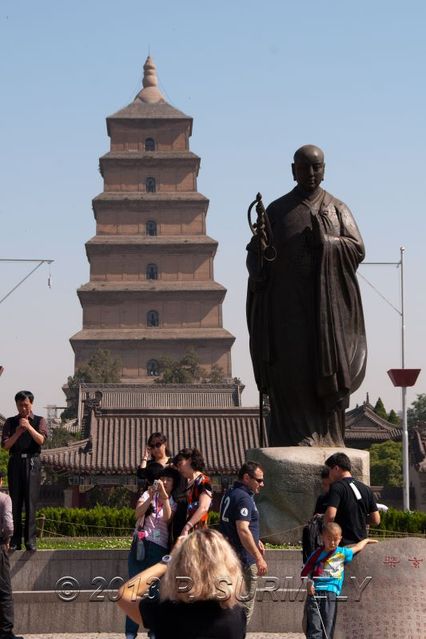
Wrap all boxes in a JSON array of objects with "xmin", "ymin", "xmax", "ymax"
[{"xmin": 246, "ymin": 447, "xmax": 370, "ymax": 544}]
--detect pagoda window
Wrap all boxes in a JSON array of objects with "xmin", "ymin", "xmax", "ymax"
[
  {"xmin": 146, "ymin": 263, "xmax": 158, "ymax": 280},
  {"xmin": 147, "ymin": 359, "xmax": 160, "ymax": 376},
  {"xmin": 146, "ymin": 220, "xmax": 157, "ymax": 236},
  {"xmin": 145, "ymin": 138, "xmax": 155, "ymax": 151},
  {"xmin": 146, "ymin": 177, "xmax": 156, "ymax": 193},
  {"xmin": 147, "ymin": 310, "xmax": 159, "ymax": 327}
]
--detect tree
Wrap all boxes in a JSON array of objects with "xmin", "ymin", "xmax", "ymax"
[
  {"xmin": 61, "ymin": 349, "xmax": 121, "ymax": 420},
  {"xmin": 77, "ymin": 349, "xmax": 122, "ymax": 383},
  {"xmin": 369, "ymin": 440, "xmax": 403, "ymax": 487},
  {"xmin": 203, "ymin": 363, "xmax": 225, "ymax": 384},
  {"xmin": 154, "ymin": 349, "xmax": 225, "ymax": 384},
  {"xmin": 407, "ymin": 393, "xmax": 426, "ymax": 428},
  {"xmin": 0, "ymin": 448, "xmax": 9, "ymax": 478},
  {"xmin": 373, "ymin": 397, "xmax": 388, "ymax": 420},
  {"xmin": 387, "ymin": 409, "xmax": 400, "ymax": 425},
  {"xmin": 44, "ymin": 426, "xmax": 82, "ymax": 450}
]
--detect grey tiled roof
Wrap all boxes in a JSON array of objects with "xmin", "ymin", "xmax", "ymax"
[
  {"xmin": 107, "ymin": 100, "xmax": 191, "ymax": 121},
  {"xmin": 41, "ymin": 400, "xmax": 402, "ymax": 478},
  {"xmin": 78, "ymin": 383, "xmax": 242, "ymax": 412},
  {"xmin": 345, "ymin": 402, "xmax": 402, "ymax": 441},
  {"xmin": 411, "ymin": 424, "xmax": 426, "ymax": 471},
  {"xmin": 41, "ymin": 408, "xmax": 265, "ymax": 475}
]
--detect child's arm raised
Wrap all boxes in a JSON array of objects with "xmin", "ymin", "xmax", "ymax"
[{"xmin": 351, "ymin": 538, "xmax": 378, "ymax": 555}]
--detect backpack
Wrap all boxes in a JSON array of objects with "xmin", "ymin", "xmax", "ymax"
[{"xmin": 302, "ymin": 514, "xmax": 324, "ymax": 563}]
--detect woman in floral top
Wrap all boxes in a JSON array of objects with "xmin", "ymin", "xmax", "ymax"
[{"xmin": 174, "ymin": 448, "xmax": 212, "ymax": 537}]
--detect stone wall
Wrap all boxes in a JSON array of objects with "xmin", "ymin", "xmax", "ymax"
[{"xmin": 10, "ymin": 540, "xmax": 426, "ymax": 637}]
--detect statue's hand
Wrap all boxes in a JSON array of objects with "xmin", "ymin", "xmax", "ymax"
[{"xmin": 310, "ymin": 211, "xmax": 325, "ymax": 246}]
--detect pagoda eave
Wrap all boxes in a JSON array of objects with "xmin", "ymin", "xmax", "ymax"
[
  {"xmin": 92, "ymin": 191, "xmax": 209, "ymax": 204},
  {"xmin": 70, "ymin": 328, "xmax": 235, "ymax": 344},
  {"xmin": 99, "ymin": 154, "xmax": 201, "ymax": 177},
  {"xmin": 77, "ymin": 281, "xmax": 226, "ymax": 293},
  {"xmin": 100, "ymin": 151, "xmax": 201, "ymax": 162}
]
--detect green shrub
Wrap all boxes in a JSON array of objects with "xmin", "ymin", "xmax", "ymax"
[
  {"xmin": 38, "ymin": 506, "xmax": 135, "ymax": 537},
  {"xmin": 378, "ymin": 508, "xmax": 426, "ymax": 535},
  {"xmin": 38, "ymin": 507, "xmax": 223, "ymax": 538}
]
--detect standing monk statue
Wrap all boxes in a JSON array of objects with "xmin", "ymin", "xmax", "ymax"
[{"xmin": 246, "ymin": 145, "xmax": 367, "ymax": 447}]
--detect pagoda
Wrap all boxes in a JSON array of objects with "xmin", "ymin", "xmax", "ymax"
[{"xmin": 70, "ymin": 57, "xmax": 235, "ymax": 380}]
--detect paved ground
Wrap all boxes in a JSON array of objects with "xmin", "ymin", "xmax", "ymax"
[{"xmin": 24, "ymin": 634, "xmax": 305, "ymax": 638}]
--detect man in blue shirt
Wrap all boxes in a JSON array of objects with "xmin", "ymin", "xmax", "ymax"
[{"xmin": 219, "ymin": 461, "xmax": 267, "ymax": 623}]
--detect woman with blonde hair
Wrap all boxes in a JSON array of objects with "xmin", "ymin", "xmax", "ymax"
[{"xmin": 117, "ymin": 529, "xmax": 247, "ymax": 639}]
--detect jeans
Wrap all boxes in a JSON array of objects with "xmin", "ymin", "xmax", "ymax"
[
  {"xmin": 306, "ymin": 591, "xmax": 337, "ymax": 639},
  {"xmin": 125, "ymin": 538, "xmax": 165, "ymax": 639}
]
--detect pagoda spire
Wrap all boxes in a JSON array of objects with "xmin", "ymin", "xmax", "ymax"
[{"xmin": 135, "ymin": 56, "xmax": 165, "ymax": 104}]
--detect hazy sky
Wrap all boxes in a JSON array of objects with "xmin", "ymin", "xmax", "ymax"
[{"xmin": 1, "ymin": 0, "xmax": 425, "ymax": 418}]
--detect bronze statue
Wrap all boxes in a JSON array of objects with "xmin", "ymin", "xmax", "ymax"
[{"xmin": 246, "ymin": 145, "xmax": 367, "ymax": 447}]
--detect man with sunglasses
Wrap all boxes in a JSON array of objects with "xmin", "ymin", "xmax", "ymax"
[{"xmin": 219, "ymin": 461, "xmax": 267, "ymax": 623}]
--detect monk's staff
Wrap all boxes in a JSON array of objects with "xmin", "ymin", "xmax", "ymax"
[
  {"xmin": 313, "ymin": 594, "xmax": 330, "ymax": 639},
  {"xmin": 247, "ymin": 193, "xmax": 276, "ymax": 447},
  {"xmin": 247, "ymin": 192, "xmax": 276, "ymax": 266}
]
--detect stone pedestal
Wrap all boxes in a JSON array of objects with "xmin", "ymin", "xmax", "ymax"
[{"xmin": 246, "ymin": 447, "xmax": 370, "ymax": 544}]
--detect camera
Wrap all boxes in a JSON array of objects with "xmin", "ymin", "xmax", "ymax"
[{"xmin": 153, "ymin": 479, "xmax": 160, "ymax": 490}]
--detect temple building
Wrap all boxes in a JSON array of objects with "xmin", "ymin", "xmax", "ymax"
[
  {"xmin": 344, "ymin": 398, "xmax": 402, "ymax": 449},
  {"xmin": 70, "ymin": 56, "xmax": 234, "ymax": 380}
]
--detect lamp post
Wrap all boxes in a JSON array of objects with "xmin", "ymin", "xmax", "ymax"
[
  {"xmin": 387, "ymin": 368, "xmax": 420, "ymax": 511},
  {"xmin": 361, "ymin": 247, "xmax": 421, "ymax": 512}
]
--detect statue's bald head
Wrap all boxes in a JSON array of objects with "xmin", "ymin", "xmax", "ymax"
[
  {"xmin": 292, "ymin": 144, "xmax": 325, "ymax": 192},
  {"xmin": 293, "ymin": 144, "xmax": 325, "ymax": 164}
]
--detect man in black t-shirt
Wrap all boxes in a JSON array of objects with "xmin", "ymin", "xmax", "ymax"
[{"xmin": 324, "ymin": 452, "xmax": 380, "ymax": 546}]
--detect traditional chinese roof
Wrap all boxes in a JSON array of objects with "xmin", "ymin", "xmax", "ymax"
[
  {"xmin": 76, "ymin": 382, "xmax": 243, "ymax": 413},
  {"xmin": 345, "ymin": 401, "xmax": 402, "ymax": 442},
  {"xmin": 410, "ymin": 423, "xmax": 426, "ymax": 472},
  {"xmin": 106, "ymin": 56, "xmax": 191, "ymax": 128},
  {"xmin": 41, "ymin": 408, "xmax": 266, "ymax": 476}
]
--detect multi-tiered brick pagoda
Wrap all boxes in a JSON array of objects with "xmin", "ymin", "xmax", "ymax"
[{"xmin": 70, "ymin": 57, "xmax": 235, "ymax": 380}]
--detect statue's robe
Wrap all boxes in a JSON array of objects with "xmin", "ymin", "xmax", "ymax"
[{"xmin": 246, "ymin": 186, "xmax": 367, "ymax": 447}]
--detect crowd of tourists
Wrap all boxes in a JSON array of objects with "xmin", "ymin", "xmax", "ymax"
[
  {"xmin": 118, "ymin": 436, "xmax": 380, "ymax": 639},
  {"xmin": 119, "ymin": 431, "xmax": 265, "ymax": 639},
  {"xmin": 0, "ymin": 391, "xmax": 381, "ymax": 639}
]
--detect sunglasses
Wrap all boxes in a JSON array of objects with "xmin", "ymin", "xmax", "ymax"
[
  {"xmin": 149, "ymin": 442, "xmax": 164, "ymax": 449},
  {"xmin": 249, "ymin": 475, "xmax": 264, "ymax": 484}
]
